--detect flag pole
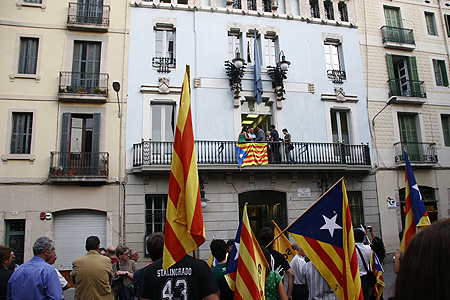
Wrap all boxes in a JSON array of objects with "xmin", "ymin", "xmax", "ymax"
[{"xmin": 268, "ymin": 177, "xmax": 345, "ymax": 246}]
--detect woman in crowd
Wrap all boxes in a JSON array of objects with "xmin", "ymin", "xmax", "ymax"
[{"xmin": 238, "ymin": 126, "xmax": 249, "ymax": 142}]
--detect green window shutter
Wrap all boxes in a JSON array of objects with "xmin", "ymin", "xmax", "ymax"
[
  {"xmin": 407, "ymin": 56, "xmax": 420, "ymax": 96},
  {"xmin": 441, "ymin": 115, "xmax": 450, "ymax": 147},
  {"xmin": 384, "ymin": 7, "xmax": 400, "ymax": 28},
  {"xmin": 433, "ymin": 59, "xmax": 442, "ymax": 86},
  {"xmin": 386, "ymin": 54, "xmax": 397, "ymax": 94},
  {"xmin": 92, "ymin": 113, "xmax": 101, "ymax": 153},
  {"xmin": 60, "ymin": 113, "xmax": 71, "ymax": 169},
  {"xmin": 442, "ymin": 61, "xmax": 449, "ymax": 86}
]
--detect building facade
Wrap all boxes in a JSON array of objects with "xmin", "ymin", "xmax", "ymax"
[
  {"xmin": 125, "ymin": 0, "xmax": 380, "ymax": 262},
  {"xmin": 356, "ymin": 0, "xmax": 450, "ymax": 253},
  {"xmin": 0, "ymin": 0, "xmax": 129, "ymax": 275}
]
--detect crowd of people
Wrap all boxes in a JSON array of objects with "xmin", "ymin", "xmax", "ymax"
[
  {"xmin": 239, "ymin": 125, "xmax": 293, "ymax": 163},
  {"xmin": 1, "ymin": 218, "xmax": 449, "ymax": 300}
]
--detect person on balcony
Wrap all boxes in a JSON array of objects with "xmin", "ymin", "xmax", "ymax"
[
  {"xmin": 238, "ymin": 126, "xmax": 250, "ymax": 142},
  {"xmin": 255, "ymin": 125, "xmax": 265, "ymax": 141}
]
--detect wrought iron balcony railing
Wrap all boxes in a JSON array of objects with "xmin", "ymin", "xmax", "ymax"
[
  {"xmin": 152, "ymin": 57, "xmax": 176, "ymax": 73},
  {"xmin": 327, "ymin": 69, "xmax": 346, "ymax": 84},
  {"xmin": 58, "ymin": 72, "xmax": 109, "ymax": 95},
  {"xmin": 133, "ymin": 141, "xmax": 371, "ymax": 167},
  {"xmin": 50, "ymin": 152, "xmax": 109, "ymax": 177},
  {"xmin": 387, "ymin": 79, "xmax": 426, "ymax": 98},
  {"xmin": 381, "ymin": 26, "xmax": 415, "ymax": 45},
  {"xmin": 394, "ymin": 142, "xmax": 437, "ymax": 164},
  {"xmin": 67, "ymin": 2, "xmax": 110, "ymax": 28}
]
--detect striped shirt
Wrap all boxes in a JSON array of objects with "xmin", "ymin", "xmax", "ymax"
[{"xmin": 301, "ymin": 261, "xmax": 339, "ymax": 300}]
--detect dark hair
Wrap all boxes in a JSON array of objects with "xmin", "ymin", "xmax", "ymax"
[
  {"xmin": 257, "ymin": 125, "xmax": 262, "ymax": 129},
  {"xmin": 0, "ymin": 245, "xmax": 12, "ymax": 265},
  {"xmin": 227, "ymin": 239, "xmax": 234, "ymax": 248},
  {"xmin": 147, "ymin": 232, "xmax": 164, "ymax": 261},
  {"xmin": 116, "ymin": 245, "xmax": 129, "ymax": 256},
  {"xmin": 210, "ymin": 239, "xmax": 227, "ymax": 262},
  {"xmin": 86, "ymin": 236, "xmax": 100, "ymax": 251},
  {"xmin": 282, "ymin": 128, "xmax": 288, "ymax": 132},
  {"xmin": 99, "ymin": 247, "xmax": 107, "ymax": 253},
  {"xmin": 353, "ymin": 229, "xmax": 365, "ymax": 243},
  {"xmin": 395, "ymin": 219, "xmax": 450, "ymax": 300},
  {"xmin": 259, "ymin": 227, "xmax": 274, "ymax": 249},
  {"xmin": 371, "ymin": 237, "xmax": 386, "ymax": 263},
  {"xmin": 260, "ymin": 245, "xmax": 271, "ymax": 271},
  {"xmin": 241, "ymin": 126, "xmax": 248, "ymax": 133},
  {"xmin": 270, "ymin": 125, "xmax": 275, "ymax": 129}
]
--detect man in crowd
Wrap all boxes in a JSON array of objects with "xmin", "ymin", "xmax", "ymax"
[
  {"xmin": 130, "ymin": 249, "xmax": 139, "ymax": 262},
  {"xmin": 210, "ymin": 240, "xmax": 233, "ymax": 300},
  {"xmin": 290, "ymin": 243, "xmax": 308, "ymax": 300},
  {"xmin": 354, "ymin": 229, "xmax": 372, "ymax": 300},
  {"xmin": 255, "ymin": 125, "xmax": 265, "ymax": 141},
  {"xmin": 107, "ymin": 245, "xmax": 118, "ymax": 264},
  {"xmin": 7, "ymin": 237, "xmax": 62, "ymax": 300},
  {"xmin": 259, "ymin": 227, "xmax": 294, "ymax": 299},
  {"xmin": 302, "ymin": 261, "xmax": 338, "ymax": 300},
  {"xmin": 71, "ymin": 236, "xmax": 114, "ymax": 300},
  {"xmin": 270, "ymin": 125, "xmax": 281, "ymax": 163},
  {"xmin": 0, "ymin": 246, "xmax": 14, "ymax": 300},
  {"xmin": 140, "ymin": 233, "xmax": 220, "ymax": 300},
  {"xmin": 46, "ymin": 251, "xmax": 70, "ymax": 291}
]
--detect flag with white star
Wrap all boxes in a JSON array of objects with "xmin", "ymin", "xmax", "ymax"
[
  {"xmin": 286, "ymin": 178, "xmax": 363, "ymax": 300},
  {"xmin": 224, "ymin": 214, "xmax": 243, "ymax": 291}
]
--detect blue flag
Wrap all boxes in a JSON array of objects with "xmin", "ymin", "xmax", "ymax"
[
  {"xmin": 236, "ymin": 145, "xmax": 249, "ymax": 168},
  {"xmin": 253, "ymin": 31, "xmax": 263, "ymax": 105},
  {"xmin": 225, "ymin": 214, "xmax": 243, "ymax": 291}
]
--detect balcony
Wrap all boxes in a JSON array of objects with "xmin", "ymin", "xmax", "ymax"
[
  {"xmin": 327, "ymin": 70, "xmax": 346, "ymax": 84},
  {"xmin": 58, "ymin": 72, "xmax": 109, "ymax": 103},
  {"xmin": 132, "ymin": 140, "xmax": 371, "ymax": 172},
  {"xmin": 49, "ymin": 152, "xmax": 109, "ymax": 184},
  {"xmin": 394, "ymin": 142, "xmax": 437, "ymax": 165},
  {"xmin": 381, "ymin": 26, "xmax": 415, "ymax": 50},
  {"xmin": 152, "ymin": 57, "xmax": 176, "ymax": 73},
  {"xmin": 388, "ymin": 79, "xmax": 426, "ymax": 101},
  {"xmin": 67, "ymin": 2, "xmax": 110, "ymax": 32}
]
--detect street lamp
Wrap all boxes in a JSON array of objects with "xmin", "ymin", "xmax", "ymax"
[
  {"xmin": 372, "ymin": 96, "xmax": 397, "ymax": 126},
  {"xmin": 224, "ymin": 47, "xmax": 246, "ymax": 99},
  {"xmin": 112, "ymin": 81, "xmax": 122, "ymax": 118},
  {"xmin": 267, "ymin": 50, "xmax": 291, "ymax": 100}
]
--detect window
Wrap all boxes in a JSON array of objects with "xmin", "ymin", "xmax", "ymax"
[
  {"xmin": 5, "ymin": 220, "xmax": 25, "ymax": 265},
  {"xmin": 386, "ymin": 54, "xmax": 423, "ymax": 97},
  {"xmin": 398, "ymin": 113, "xmax": 420, "ymax": 160},
  {"xmin": 23, "ymin": 0, "xmax": 42, "ymax": 3},
  {"xmin": 425, "ymin": 12, "xmax": 437, "ymax": 36},
  {"xmin": 145, "ymin": 194, "xmax": 167, "ymax": 234},
  {"xmin": 76, "ymin": 0, "xmax": 104, "ymax": 25},
  {"xmin": 264, "ymin": 33, "xmax": 278, "ymax": 67},
  {"xmin": 18, "ymin": 38, "xmax": 38, "ymax": 74},
  {"xmin": 232, "ymin": 0, "xmax": 241, "ymax": 9},
  {"xmin": 263, "ymin": 0, "xmax": 271, "ymax": 12},
  {"xmin": 433, "ymin": 59, "xmax": 448, "ymax": 86},
  {"xmin": 310, "ymin": 0, "xmax": 320, "ymax": 18},
  {"xmin": 10, "ymin": 112, "xmax": 33, "ymax": 154},
  {"xmin": 246, "ymin": 32, "xmax": 262, "ymax": 66},
  {"xmin": 384, "ymin": 6, "xmax": 401, "ymax": 28},
  {"xmin": 151, "ymin": 103, "xmax": 175, "ymax": 142},
  {"xmin": 441, "ymin": 115, "xmax": 450, "ymax": 147},
  {"xmin": 338, "ymin": 2, "xmax": 348, "ymax": 22},
  {"xmin": 325, "ymin": 42, "xmax": 346, "ymax": 83},
  {"xmin": 153, "ymin": 25, "xmax": 176, "ymax": 72},
  {"xmin": 331, "ymin": 109, "xmax": 350, "ymax": 144},
  {"xmin": 324, "ymin": 0, "xmax": 334, "ymax": 20},
  {"xmin": 228, "ymin": 29, "xmax": 242, "ymax": 61},
  {"xmin": 445, "ymin": 15, "xmax": 450, "ymax": 37},
  {"xmin": 72, "ymin": 41, "xmax": 101, "ymax": 93},
  {"xmin": 247, "ymin": 0, "xmax": 256, "ymax": 10},
  {"xmin": 347, "ymin": 191, "xmax": 364, "ymax": 228}
]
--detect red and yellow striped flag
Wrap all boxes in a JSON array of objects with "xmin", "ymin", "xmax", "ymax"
[
  {"xmin": 162, "ymin": 65, "xmax": 205, "ymax": 270},
  {"xmin": 272, "ymin": 220, "xmax": 296, "ymax": 263},
  {"xmin": 235, "ymin": 204, "xmax": 269, "ymax": 300}
]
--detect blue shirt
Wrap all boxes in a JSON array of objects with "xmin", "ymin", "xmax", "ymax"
[{"xmin": 7, "ymin": 256, "xmax": 63, "ymax": 300}]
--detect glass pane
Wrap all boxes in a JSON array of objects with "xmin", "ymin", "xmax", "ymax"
[
  {"xmin": 340, "ymin": 111, "xmax": 349, "ymax": 144},
  {"xmin": 331, "ymin": 111, "xmax": 338, "ymax": 143},
  {"xmin": 154, "ymin": 30, "xmax": 163, "ymax": 57},
  {"xmin": 441, "ymin": 115, "xmax": 450, "ymax": 146},
  {"xmin": 152, "ymin": 105, "xmax": 162, "ymax": 141},
  {"xmin": 164, "ymin": 105, "xmax": 174, "ymax": 142}
]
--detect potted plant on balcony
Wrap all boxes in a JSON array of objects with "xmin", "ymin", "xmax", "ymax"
[
  {"xmin": 100, "ymin": 88, "xmax": 107, "ymax": 95},
  {"xmin": 66, "ymin": 86, "xmax": 74, "ymax": 93},
  {"xmin": 78, "ymin": 87, "xmax": 88, "ymax": 94},
  {"xmin": 93, "ymin": 87, "xmax": 102, "ymax": 94}
]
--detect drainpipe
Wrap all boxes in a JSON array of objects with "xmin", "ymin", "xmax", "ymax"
[{"xmin": 438, "ymin": 0, "xmax": 450, "ymax": 70}]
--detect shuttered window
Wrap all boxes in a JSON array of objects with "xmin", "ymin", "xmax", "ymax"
[
  {"xmin": 18, "ymin": 38, "xmax": 38, "ymax": 74},
  {"xmin": 425, "ymin": 12, "xmax": 437, "ymax": 36},
  {"xmin": 441, "ymin": 115, "xmax": 450, "ymax": 147},
  {"xmin": 10, "ymin": 112, "xmax": 33, "ymax": 154},
  {"xmin": 433, "ymin": 59, "xmax": 448, "ymax": 86}
]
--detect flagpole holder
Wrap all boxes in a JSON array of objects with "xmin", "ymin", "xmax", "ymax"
[{"xmin": 268, "ymin": 50, "xmax": 290, "ymax": 101}]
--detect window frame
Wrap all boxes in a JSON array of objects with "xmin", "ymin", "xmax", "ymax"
[
  {"xmin": 2, "ymin": 109, "xmax": 36, "ymax": 163},
  {"xmin": 324, "ymin": 0, "xmax": 334, "ymax": 20},
  {"xmin": 432, "ymin": 59, "xmax": 448, "ymax": 87},
  {"xmin": 445, "ymin": 15, "xmax": 450, "ymax": 37},
  {"xmin": 10, "ymin": 112, "xmax": 33, "ymax": 155},
  {"xmin": 153, "ymin": 24, "xmax": 176, "ymax": 70},
  {"xmin": 330, "ymin": 108, "xmax": 351, "ymax": 144},
  {"xmin": 10, "ymin": 34, "xmax": 42, "ymax": 82},
  {"xmin": 425, "ymin": 11, "xmax": 438, "ymax": 36},
  {"xmin": 347, "ymin": 191, "xmax": 364, "ymax": 228},
  {"xmin": 145, "ymin": 194, "xmax": 167, "ymax": 235},
  {"xmin": 441, "ymin": 114, "xmax": 450, "ymax": 147},
  {"xmin": 16, "ymin": 0, "xmax": 46, "ymax": 10},
  {"xmin": 263, "ymin": 32, "xmax": 278, "ymax": 68},
  {"xmin": 338, "ymin": 1, "xmax": 348, "ymax": 22},
  {"xmin": 228, "ymin": 29, "xmax": 243, "ymax": 62}
]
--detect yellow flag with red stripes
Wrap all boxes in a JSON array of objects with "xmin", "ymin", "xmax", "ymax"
[
  {"xmin": 162, "ymin": 65, "xmax": 205, "ymax": 270},
  {"xmin": 271, "ymin": 220, "xmax": 296, "ymax": 263}
]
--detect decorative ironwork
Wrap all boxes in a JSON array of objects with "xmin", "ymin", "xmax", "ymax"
[
  {"xmin": 67, "ymin": 2, "xmax": 110, "ymax": 27},
  {"xmin": 49, "ymin": 152, "xmax": 109, "ymax": 177},
  {"xmin": 268, "ymin": 51, "xmax": 290, "ymax": 100},
  {"xmin": 387, "ymin": 79, "xmax": 426, "ymax": 98},
  {"xmin": 381, "ymin": 26, "xmax": 415, "ymax": 45},
  {"xmin": 232, "ymin": 0, "xmax": 241, "ymax": 9},
  {"xmin": 152, "ymin": 57, "xmax": 176, "ymax": 73},
  {"xmin": 133, "ymin": 140, "xmax": 371, "ymax": 166},
  {"xmin": 224, "ymin": 50, "xmax": 246, "ymax": 99},
  {"xmin": 263, "ymin": 0, "xmax": 272, "ymax": 12},
  {"xmin": 327, "ymin": 69, "xmax": 346, "ymax": 84},
  {"xmin": 58, "ymin": 72, "xmax": 109, "ymax": 95},
  {"xmin": 248, "ymin": 0, "xmax": 256, "ymax": 10},
  {"xmin": 394, "ymin": 142, "xmax": 437, "ymax": 164}
]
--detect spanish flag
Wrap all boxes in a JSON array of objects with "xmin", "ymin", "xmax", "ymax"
[
  {"xmin": 162, "ymin": 65, "xmax": 205, "ymax": 270},
  {"xmin": 286, "ymin": 178, "xmax": 363, "ymax": 300},
  {"xmin": 400, "ymin": 150, "xmax": 430, "ymax": 253}
]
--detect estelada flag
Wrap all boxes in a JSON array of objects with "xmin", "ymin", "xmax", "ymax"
[
  {"xmin": 236, "ymin": 143, "xmax": 268, "ymax": 167},
  {"xmin": 286, "ymin": 178, "xmax": 363, "ymax": 300},
  {"xmin": 162, "ymin": 65, "xmax": 205, "ymax": 270},
  {"xmin": 225, "ymin": 215, "xmax": 243, "ymax": 291},
  {"xmin": 400, "ymin": 150, "xmax": 431, "ymax": 253},
  {"xmin": 370, "ymin": 251, "xmax": 385, "ymax": 300},
  {"xmin": 235, "ymin": 204, "xmax": 269, "ymax": 300},
  {"xmin": 271, "ymin": 220, "xmax": 296, "ymax": 263}
]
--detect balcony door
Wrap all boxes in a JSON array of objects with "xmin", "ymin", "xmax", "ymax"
[
  {"xmin": 331, "ymin": 110, "xmax": 350, "ymax": 144},
  {"xmin": 398, "ymin": 113, "xmax": 420, "ymax": 160},
  {"xmin": 397, "ymin": 59, "xmax": 410, "ymax": 96},
  {"xmin": 72, "ymin": 41, "xmax": 101, "ymax": 93},
  {"xmin": 77, "ymin": 0, "xmax": 103, "ymax": 24},
  {"xmin": 387, "ymin": 55, "xmax": 420, "ymax": 97},
  {"xmin": 61, "ymin": 113, "xmax": 100, "ymax": 175},
  {"xmin": 384, "ymin": 7, "xmax": 402, "ymax": 41}
]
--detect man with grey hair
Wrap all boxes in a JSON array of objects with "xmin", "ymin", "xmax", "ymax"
[
  {"xmin": 7, "ymin": 237, "xmax": 62, "ymax": 300},
  {"xmin": 129, "ymin": 249, "xmax": 139, "ymax": 262}
]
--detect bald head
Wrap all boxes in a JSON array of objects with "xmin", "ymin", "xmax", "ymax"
[{"xmin": 107, "ymin": 245, "xmax": 117, "ymax": 258}]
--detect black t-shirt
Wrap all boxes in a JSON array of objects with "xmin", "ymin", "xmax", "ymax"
[
  {"xmin": 0, "ymin": 268, "xmax": 14, "ymax": 300},
  {"xmin": 269, "ymin": 249, "xmax": 291, "ymax": 277},
  {"xmin": 140, "ymin": 255, "xmax": 219, "ymax": 300}
]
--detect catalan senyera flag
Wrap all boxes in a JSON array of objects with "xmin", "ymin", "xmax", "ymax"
[
  {"xmin": 271, "ymin": 220, "xmax": 296, "ymax": 263},
  {"xmin": 163, "ymin": 65, "xmax": 205, "ymax": 270},
  {"xmin": 235, "ymin": 204, "xmax": 269, "ymax": 300},
  {"xmin": 370, "ymin": 251, "xmax": 385, "ymax": 300},
  {"xmin": 236, "ymin": 143, "xmax": 268, "ymax": 167},
  {"xmin": 400, "ymin": 150, "xmax": 431, "ymax": 253},
  {"xmin": 286, "ymin": 178, "xmax": 363, "ymax": 300}
]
